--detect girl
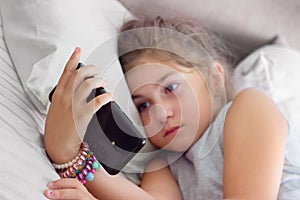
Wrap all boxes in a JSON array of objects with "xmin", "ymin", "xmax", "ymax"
[{"xmin": 44, "ymin": 17, "xmax": 299, "ymax": 199}]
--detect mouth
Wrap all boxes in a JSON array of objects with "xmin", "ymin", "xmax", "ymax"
[{"xmin": 164, "ymin": 126, "xmax": 181, "ymax": 137}]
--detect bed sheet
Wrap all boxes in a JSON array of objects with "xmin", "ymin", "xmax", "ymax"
[
  {"xmin": 0, "ymin": 0, "xmax": 155, "ymax": 193},
  {"xmin": 0, "ymin": 12, "xmax": 59, "ymax": 200}
]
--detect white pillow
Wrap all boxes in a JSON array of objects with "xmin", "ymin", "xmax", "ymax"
[
  {"xmin": 1, "ymin": 0, "xmax": 152, "ymax": 187},
  {"xmin": 1, "ymin": 0, "xmax": 133, "ymax": 114},
  {"xmin": 232, "ymin": 44, "xmax": 300, "ymax": 166}
]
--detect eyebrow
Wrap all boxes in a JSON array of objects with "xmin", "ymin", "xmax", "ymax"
[
  {"xmin": 131, "ymin": 71, "xmax": 178, "ymax": 100},
  {"xmin": 132, "ymin": 94, "xmax": 142, "ymax": 100},
  {"xmin": 158, "ymin": 71, "xmax": 178, "ymax": 83}
]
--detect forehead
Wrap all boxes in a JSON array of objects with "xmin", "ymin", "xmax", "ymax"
[{"xmin": 125, "ymin": 61, "xmax": 189, "ymax": 92}]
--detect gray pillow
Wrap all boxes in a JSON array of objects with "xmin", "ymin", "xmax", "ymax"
[{"xmin": 233, "ymin": 44, "xmax": 300, "ymax": 167}]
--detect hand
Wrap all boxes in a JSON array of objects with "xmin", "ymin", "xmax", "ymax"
[
  {"xmin": 44, "ymin": 178, "xmax": 97, "ymax": 200},
  {"xmin": 44, "ymin": 47, "xmax": 112, "ymax": 163}
]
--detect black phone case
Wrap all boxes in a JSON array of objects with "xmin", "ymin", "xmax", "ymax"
[
  {"xmin": 49, "ymin": 63, "xmax": 146, "ymax": 175},
  {"xmin": 84, "ymin": 88, "xmax": 146, "ymax": 175}
]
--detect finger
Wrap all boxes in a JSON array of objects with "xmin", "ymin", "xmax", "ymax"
[
  {"xmin": 47, "ymin": 178, "xmax": 83, "ymax": 190},
  {"xmin": 74, "ymin": 77, "xmax": 106, "ymax": 103},
  {"xmin": 72, "ymin": 65, "xmax": 101, "ymax": 92},
  {"xmin": 56, "ymin": 47, "xmax": 81, "ymax": 91},
  {"xmin": 64, "ymin": 65, "xmax": 101, "ymax": 100},
  {"xmin": 44, "ymin": 188, "xmax": 89, "ymax": 200},
  {"xmin": 85, "ymin": 92, "xmax": 113, "ymax": 115}
]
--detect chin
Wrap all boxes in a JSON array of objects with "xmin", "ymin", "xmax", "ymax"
[{"xmin": 163, "ymin": 140, "xmax": 193, "ymax": 152}]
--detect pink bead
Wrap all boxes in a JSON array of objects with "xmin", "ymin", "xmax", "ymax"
[
  {"xmin": 86, "ymin": 165, "xmax": 91, "ymax": 171},
  {"xmin": 77, "ymin": 159, "xmax": 82, "ymax": 165},
  {"xmin": 79, "ymin": 155, "xmax": 85, "ymax": 161},
  {"xmin": 78, "ymin": 173, "xmax": 84, "ymax": 180},
  {"xmin": 70, "ymin": 167, "xmax": 75, "ymax": 174},
  {"xmin": 82, "ymin": 169, "xmax": 88, "ymax": 176},
  {"xmin": 92, "ymin": 169, "xmax": 96, "ymax": 174},
  {"xmin": 73, "ymin": 164, "xmax": 79, "ymax": 170},
  {"xmin": 66, "ymin": 170, "xmax": 72, "ymax": 177},
  {"xmin": 87, "ymin": 160, "xmax": 93, "ymax": 166},
  {"xmin": 81, "ymin": 179, "xmax": 86, "ymax": 184}
]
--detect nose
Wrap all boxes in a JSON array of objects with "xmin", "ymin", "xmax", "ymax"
[{"xmin": 150, "ymin": 101, "xmax": 174, "ymax": 124}]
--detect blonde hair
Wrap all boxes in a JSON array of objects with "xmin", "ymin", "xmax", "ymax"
[{"xmin": 118, "ymin": 16, "xmax": 236, "ymax": 118}]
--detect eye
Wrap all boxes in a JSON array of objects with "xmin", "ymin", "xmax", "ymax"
[
  {"xmin": 165, "ymin": 83, "xmax": 179, "ymax": 93},
  {"xmin": 137, "ymin": 102, "xmax": 151, "ymax": 112}
]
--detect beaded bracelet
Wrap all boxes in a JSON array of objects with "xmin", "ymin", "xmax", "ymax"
[
  {"xmin": 54, "ymin": 142, "xmax": 101, "ymax": 184},
  {"xmin": 52, "ymin": 143, "xmax": 89, "ymax": 170}
]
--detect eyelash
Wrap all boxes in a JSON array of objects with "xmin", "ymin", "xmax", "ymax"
[
  {"xmin": 165, "ymin": 83, "xmax": 179, "ymax": 93},
  {"xmin": 136, "ymin": 83, "xmax": 179, "ymax": 113},
  {"xmin": 137, "ymin": 102, "xmax": 150, "ymax": 113}
]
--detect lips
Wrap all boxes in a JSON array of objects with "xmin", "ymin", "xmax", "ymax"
[{"xmin": 164, "ymin": 126, "xmax": 180, "ymax": 137}]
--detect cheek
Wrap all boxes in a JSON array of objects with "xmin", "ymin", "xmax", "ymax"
[
  {"xmin": 179, "ymin": 90, "xmax": 200, "ymax": 119},
  {"xmin": 148, "ymin": 134, "xmax": 164, "ymax": 148},
  {"xmin": 181, "ymin": 95, "xmax": 200, "ymax": 131},
  {"xmin": 179, "ymin": 85, "xmax": 211, "ymax": 136},
  {"xmin": 143, "ymin": 125, "xmax": 164, "ymax": 138},
  {"xmin": 140, "ymin": 112, "xmax": 151, "ymax": 126},
  {"xmin": 140, "ymin": 109, "xmax": 164, "ymax": 138}
]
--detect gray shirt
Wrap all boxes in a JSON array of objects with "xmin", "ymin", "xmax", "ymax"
[{"xmin": 169, "ymin": 103, "xmax": 300, "ymax": 199}]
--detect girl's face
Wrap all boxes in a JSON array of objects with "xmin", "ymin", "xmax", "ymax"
[{"xmin": 125, "ymin": 59, "xmax": 214, "ymax": 152}]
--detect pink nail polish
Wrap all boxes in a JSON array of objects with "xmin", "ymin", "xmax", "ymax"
[{"xmin": 47, "ymin": 190, "xmax": 54, "ymax": 196}]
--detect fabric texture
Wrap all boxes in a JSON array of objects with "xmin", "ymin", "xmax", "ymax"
[
  {"xmin": 1, "ymin": 1, "xmax": 300, "ymax": 197},
  {"xmin": 119, "ymin": 0, "xmax": 300, "ymax": 61},
  {"xmin": 232, "ymin": 45, "xmax": 300, "ymax": 158},
  {"xmin": 169, "ymin": 102, "xmax": 300, "ymax": 199},
  {"xmin": 0, "ymin": 0, "xmax": 159, "ymax": 189},
  {"xmin": 0, "ymin": 1, "xmax": 146, "ymax": 198},
  {"xmin": 1, "ymin": 0, "xmax": 133, "ymax": 114},
  {"xmin": 0, "ymin": 13, "xmax": 58, "ymax": 200}
]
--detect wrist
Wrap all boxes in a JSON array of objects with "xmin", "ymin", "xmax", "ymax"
[
  {"xmin": 54, "ymin": 142, "xmax": 101, "ymax": 185},
  {"xmin": 44, "ymin": 123, "xmax": 82, "ymax": 164},
  {"xmin": 54, "ymin": 142, "xmax": 89, "ymax": 171},
  {"xmin": 45, "ymin": 138, "xmax": 81, "ymax": 164}
]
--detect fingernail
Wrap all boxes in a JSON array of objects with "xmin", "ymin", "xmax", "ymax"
[
  {"xmin": 71, "ymin": 47, "xmax": 80, "ymax": 58},
  {"xmin": 47, "ymin": 182, "xmax": 54, "ymax": 188},
  {"xmin": 47, "ymin": 190, "xmax": 54, "ymax": 197}
]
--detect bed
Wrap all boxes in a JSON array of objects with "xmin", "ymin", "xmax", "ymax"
[{"xmin": 0, "ymin": 0, "xmax": 300, "ymax": 199}]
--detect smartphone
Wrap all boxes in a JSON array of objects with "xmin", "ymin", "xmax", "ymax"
[{"xmin": 49, "ymin": 63, "xmax": 146, "ymax": 175}]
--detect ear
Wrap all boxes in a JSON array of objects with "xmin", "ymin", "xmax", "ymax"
[{"xmin": 214, "ymin": 62, "xmax": 225, "ymax": 84}]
